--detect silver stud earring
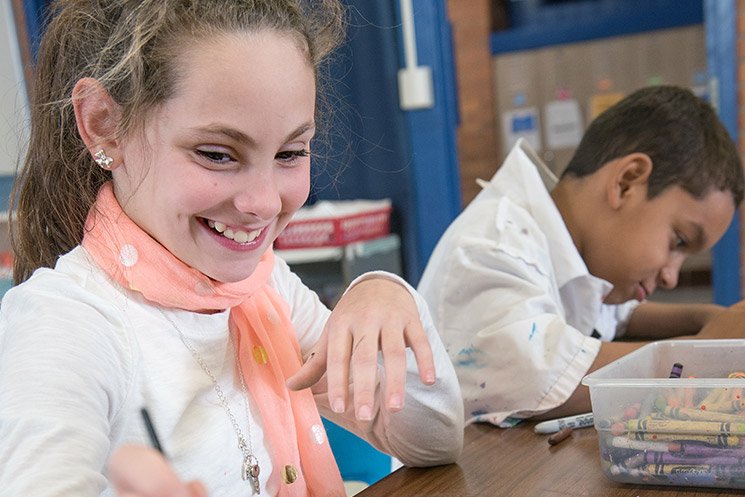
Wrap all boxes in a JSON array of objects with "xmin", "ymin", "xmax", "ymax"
[{"xmin": 93, "ymin": 149, "xmax": 114, "ymax": 170}]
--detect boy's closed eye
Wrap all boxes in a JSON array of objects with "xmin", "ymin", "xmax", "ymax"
[{"xmin": 673, "ymin": 231, "xmax": 688, "ymax": 250}]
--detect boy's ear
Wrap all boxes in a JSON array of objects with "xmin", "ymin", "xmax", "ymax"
[
  {"xmin": 606, "ymin": 153, "xmax": 653, "ymax": 209},
  {"xmin": 72, "ymin": 78, "xmax": 123, "ymax": 170}
]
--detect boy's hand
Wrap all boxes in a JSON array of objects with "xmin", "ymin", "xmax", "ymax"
[
  {"xmin": 109, "ymin": 445, "xmax": 207, "ymax": 497},
  {"xmin": 286, "ymin": 278, "xmax": 436, "ymax": 420}
]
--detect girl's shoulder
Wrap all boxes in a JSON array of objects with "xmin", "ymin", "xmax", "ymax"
[
  {"xmin": 3, "ymin": 246, "xmax": 124, "ymax": 313},
  {"xmin": 0, "ymin": 246, "xmax": 134, "ymax": 356}
]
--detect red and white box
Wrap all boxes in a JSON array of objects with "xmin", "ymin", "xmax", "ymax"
[{"xmin": 275, "ymin": 199, "xmax": 392, "ymax": 250}]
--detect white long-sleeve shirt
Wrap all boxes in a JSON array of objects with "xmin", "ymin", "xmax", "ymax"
[
  {"xmin": 418, "ymin": 139, "xmax": 637, "ymax": 427},
  {"xmin": 0, "ymin": 246, "xmax": 463, "ymax": 497}
]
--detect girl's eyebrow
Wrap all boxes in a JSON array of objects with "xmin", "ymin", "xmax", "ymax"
[{"xmin": 191, "ymin": 122, "xmax": 316, "ymax": 145}]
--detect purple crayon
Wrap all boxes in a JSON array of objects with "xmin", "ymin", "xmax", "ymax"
[
  {"xmin": 673, "ymin": 441, "xmax": 745, "ymax": 458},
  {"xmin": 669, "ymin": 362, "xmax": 684, "ymax": 378},
  {"xmin": 624, "ymin": 451, "xmax": 742, "ymax": 468}
]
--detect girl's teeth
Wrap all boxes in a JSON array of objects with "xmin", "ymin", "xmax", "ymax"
[{"xmin": 208, "ymin": 219, "xmax": 260, "ymax": 244}]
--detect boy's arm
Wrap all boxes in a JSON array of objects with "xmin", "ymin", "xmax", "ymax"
[
  {"xmin": 696, "ymin": 299, "xmax": 745, "ymax": 339},
  {"xmin": 622, "ymin": 301, "xmax": 724, "ymax": 340},
  {"xmin": 537, "ymin": 300, "xmax": 733, "ymax": 419},
  {"xmin": 533, "ymin": 340, "xmax": 649, "ymax": 419}
]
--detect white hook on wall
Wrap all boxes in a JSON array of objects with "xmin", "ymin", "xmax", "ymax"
[{"xmin": 397, "ymin": 0, "xmax": 435, "ymax": 110}]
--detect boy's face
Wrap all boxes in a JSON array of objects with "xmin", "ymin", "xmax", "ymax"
[{"xmin": 585, "ymin": 185, "xmax": 735, "ymax": 304}]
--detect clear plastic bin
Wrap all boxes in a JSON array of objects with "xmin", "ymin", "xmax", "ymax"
[{"xmin": 582, "ymin": 340, "xmax": 745, "ymax": 489}]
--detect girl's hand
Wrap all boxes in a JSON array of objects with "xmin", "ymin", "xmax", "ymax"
[
  {"xmin": 109, "ymin": 445, "xmax": 207, "ymax": 497},
  {"xmin": 286, "ymin": 278, "xmax": 436, "ymax": 420}
]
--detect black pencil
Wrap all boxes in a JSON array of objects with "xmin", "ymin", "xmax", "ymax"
[{"xmin": 140, "ymin": 407, "xmax": 167, "ymax": 458}]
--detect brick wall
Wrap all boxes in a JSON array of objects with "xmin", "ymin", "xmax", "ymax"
[{"xmin": 446, "ymin": 0, "xmax": 502, "ymax": 205}]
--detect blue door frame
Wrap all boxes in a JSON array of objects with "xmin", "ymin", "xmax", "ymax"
[
  {"xmin": 705, "ymin": 0, "xmax": 742, "ymax": 305},
  {"xmin": 393, "ymin": 0, "xmax": 462, "ymax": 283}
]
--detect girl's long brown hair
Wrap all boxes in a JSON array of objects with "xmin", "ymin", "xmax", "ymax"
[{"xmin": 11, "ymin": 0, "xmax": 345, "ymax": 283}]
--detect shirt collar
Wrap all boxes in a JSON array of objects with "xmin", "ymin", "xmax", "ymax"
[{"xmin": 483, "ymin": 139, "xmax": 612, "ymax": 298}]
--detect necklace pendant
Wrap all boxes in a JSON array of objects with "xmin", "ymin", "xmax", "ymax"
[{"xmin": 242, "ymin": 454, "xmax": 261, "ymax": 495}]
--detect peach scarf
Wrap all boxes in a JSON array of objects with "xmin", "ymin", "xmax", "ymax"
[{"xmin": 82, "ymin": 183, "xmax": 344, "ymax": 496}]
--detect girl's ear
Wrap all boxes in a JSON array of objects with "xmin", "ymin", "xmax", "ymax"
[
  {"xmin": 72, "ymin": 78, "xmax": 123, "ymax": 170},
  {"xmin": 606, "ymin": 152, "xmax": 653, "ymax": 209}
]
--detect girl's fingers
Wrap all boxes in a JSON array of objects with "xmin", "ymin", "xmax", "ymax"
[
  {"xmin": 187, "ymin": 481, "xmax": 208, "ymax": 497},
  {"xmin": 325, "ymin": 323, "xmax": 353, "ymax": 415},
  {"xmin": 404, "ymin": 320, "xmax": 436, "ymax": 385},
  {"xmin": 349, "ymin": 326, "xmax": 381, "ymax": 420},
  {"xmin": 286, "ymin": 332, "xmax": 329, "ymax": 391},
  {"xmin": 109, "ymin": 445, "xmax": 198, "ymax": 497},
  {"xmin": 380, "ymin": 325, "xmax": 407, "ymax": 412}
]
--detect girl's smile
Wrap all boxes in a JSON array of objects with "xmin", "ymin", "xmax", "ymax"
[{"xmin": 203, "ymin": 218, "xmax": 266, "ymax": 248}]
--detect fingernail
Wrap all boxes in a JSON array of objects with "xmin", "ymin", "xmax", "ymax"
[
  {"xmin": 357, "ymin": 404, "xmax": 372, "ymax": 421},
  {"xmin": 332, "ymin": 398, "xmax": 345, "ymax": 413},
  {"xmin": 425, "ymin": 370, "xmax": 436, "ymax": 384},
  {"xmin": 388, "ymin": 394, "xmax": 403, "ymax": 410}
]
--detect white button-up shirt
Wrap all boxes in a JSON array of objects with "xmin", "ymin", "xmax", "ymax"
[{"xmin": 418, "ymin": 139, "xmax": 637, "ymax": 426}]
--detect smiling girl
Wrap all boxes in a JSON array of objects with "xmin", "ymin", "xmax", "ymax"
[{"xmin": 0, "ymin": 1, "xmax": 463, "ymax": 496}]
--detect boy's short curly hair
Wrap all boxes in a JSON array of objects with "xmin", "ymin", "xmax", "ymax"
[{"xmin": 562, "ymin": 85, "xmax": 744, "ymax": 206}]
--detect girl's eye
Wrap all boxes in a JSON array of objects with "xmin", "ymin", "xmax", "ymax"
[
  {"xmin": 673, "ymin": 232, "xmax": 688, "ymax": 250},
  {"xmin": 276, "ymin": 149, "xmax": 310, "ymax": 163},
  {"xmin": 196, "ymin": 149, "xmax": 233, "ymax": 164}
]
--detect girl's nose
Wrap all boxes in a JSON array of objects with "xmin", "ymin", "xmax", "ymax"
[{"xmin": 232, "ymin": 167, "xmax": 282, "ymax": 220}]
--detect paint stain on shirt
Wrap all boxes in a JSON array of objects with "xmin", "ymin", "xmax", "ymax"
[{"xmin": 455, "ymin": 346, "xmax": 485, "ymax": 368}]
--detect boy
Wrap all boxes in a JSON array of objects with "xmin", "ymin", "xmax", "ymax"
[{"xmin": 418, "ymin": 85, "xmax": 745, "ymax": 426}]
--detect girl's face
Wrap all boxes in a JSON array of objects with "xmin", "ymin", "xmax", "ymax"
[{"xmin": 113, "ymin": 31, "xmax": 316, "ymax": 282}]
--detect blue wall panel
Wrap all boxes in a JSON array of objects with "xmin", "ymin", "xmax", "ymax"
[{"xmin": 314, "ymin": 0, "xmax": 461, "ymax": 283}]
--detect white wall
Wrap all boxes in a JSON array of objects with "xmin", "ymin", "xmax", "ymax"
[{"xmin": 0, "ymin": 0, "xmax": 28, "ymax": 175}]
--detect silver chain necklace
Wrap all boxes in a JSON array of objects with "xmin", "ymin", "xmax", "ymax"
[{"xmin": 160, "ymin": 310, "xmax": 261, "ymax": 495}]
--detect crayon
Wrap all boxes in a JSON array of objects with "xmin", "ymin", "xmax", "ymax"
[
  {"xmin": 623, "ymin": 451, "xmax": 743, "ymax": 468},
  {"xmin": 622, "ymin": 402, "xmax": 641, "ymax": 420},
  {"xmin": 700, "ymin": 399, "xmax": 745, "ymax": 414},
  {"xmin": 610, "ymin": 436, "xmax": 671, "ymax": 452},
  {"xmin": 625, "ymin": 417, "xmax": 745, "ymax": 436},
  {"xmin": 664, "ymin": 472, "xmax": 728, "ymax": 486},
  {"xmin": 548, "ymin": 426, "xmax": 573, "ymax": 445},
  {"xmin": 626, "ymin": 431, "xmax": 740, "ymax": 446},
  {"xmin": 669, "ymin": 363, "xmax": 684, "ymax": 378},
  {"xmin": 660, "ymin": 405, "xmax": 745, "ymax": 423},
  {"xmin": 608, "ymin": 464, "xmax": 665, "ymax": 483},
  {"xmin": 673, "ymin": 442, "xmax": 745, "ymax": 458},
  {"xmin": 642, "ymin": 463, "xmax": 745, "ymax": 478}
]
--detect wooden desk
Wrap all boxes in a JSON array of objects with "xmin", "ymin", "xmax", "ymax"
[{"xmin": 356, "ymin": 422, "xmax": 745, "ymax": 497}]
